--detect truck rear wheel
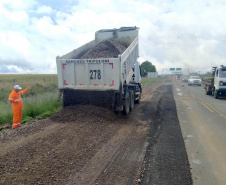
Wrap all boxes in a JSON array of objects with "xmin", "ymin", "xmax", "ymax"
[
  {"xmin": 129, "ymin": 90, "xmax": 134, "ymax": 111},
  {"xmin": 123, "ymin": 92, "xmax": 130, "ymax": 115}
]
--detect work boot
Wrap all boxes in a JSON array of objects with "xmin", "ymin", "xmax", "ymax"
[{"xmin": 12, "ymin": 124, "xmax": 18, "ymax": 129}]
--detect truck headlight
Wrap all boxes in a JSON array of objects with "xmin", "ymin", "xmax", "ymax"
[{"xmin": 219, "ymin": 81, "xmax": 223, "ymax": 86}]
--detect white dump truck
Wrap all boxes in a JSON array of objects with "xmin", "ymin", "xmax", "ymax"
[
  {"xmin": 56, "ymin": 27, "xmax": 142, "ymax": 114},
  {"xmin": 203, "ymin": 65, "xmax": 226, "ymax": 99}
]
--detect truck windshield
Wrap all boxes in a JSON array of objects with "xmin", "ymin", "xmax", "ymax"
[
  {"xmin": 191, "ymin": 76, "xmax": 200, "ymax": 79},
  {"xmin": 219, "ymin": 69, "xmax": 226, "ymax": 78}
]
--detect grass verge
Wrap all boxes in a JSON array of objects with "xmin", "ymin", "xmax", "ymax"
[
  {"xmin": 0, "ymin": 91, "xmax": 62, "ymax": 125},
  {"xmin": 142, "ymin": 77, "xmax": 162, "ymax": 86}
]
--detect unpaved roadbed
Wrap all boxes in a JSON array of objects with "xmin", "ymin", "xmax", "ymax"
[
  {"xmin": 139, "ymin": 84, "xmax": 192, "ymax": 185},
  {"xmin": 0, "ymin": 79, "xmax": 192, "ymax": 185}
]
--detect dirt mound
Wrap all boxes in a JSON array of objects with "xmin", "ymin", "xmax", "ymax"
[
  {"xmin": 80, "ymin": 39, "xmax": 127, "ymax": 59},
  {"xmin": 50, "ymin": 105, "xmax": 122, "ymax": 123},
  {"xmin": 63, "ymin": 90, "xmax": 115, "ymax": 110}
]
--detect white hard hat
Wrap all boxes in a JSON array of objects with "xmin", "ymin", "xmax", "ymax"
[{"xmin": 14, "ymin": 85, "xmax": 22, "ymax": 90}]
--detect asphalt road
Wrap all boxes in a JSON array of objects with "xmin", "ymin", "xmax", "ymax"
[{"xmin": 172, "ymin": 78, "xmax": 226, "ymax": 185}]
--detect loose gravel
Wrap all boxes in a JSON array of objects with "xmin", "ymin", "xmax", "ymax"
[
  {"xmin": 0, "ymin": 78, "xmax": 192, "ymax": 185},
  {"xmin": 80, "ymin": 39, "xmax": 127, "ymax": 59}
]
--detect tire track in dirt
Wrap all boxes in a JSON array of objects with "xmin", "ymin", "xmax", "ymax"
[
  {"xmin": 92, "ymin": 122, "xmax": 147, "ymax": 185},
  {"xmin": 65, "ymin": 125, "xmax": 133, "ymax": 185}
]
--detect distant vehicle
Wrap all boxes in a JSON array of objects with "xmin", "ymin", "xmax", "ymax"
[
  {"xmin": 175, "ymin": 73, "xmax": 182, "ymax": 80},
  {"xmin": 202, "ymin": 65, "xmax": 226, "ymax": 99},
  {"xmin": 182, "ymin": 78, "xmax": 188, "ymax": 82},
  {"xmin": 188, "ymin": 76, "xmax": 202, "ymax": 86}
]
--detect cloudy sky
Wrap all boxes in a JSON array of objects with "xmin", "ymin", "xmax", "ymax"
[{"xmin": 0, "ymin": 0, "xmax": 226, "ymax": 74}]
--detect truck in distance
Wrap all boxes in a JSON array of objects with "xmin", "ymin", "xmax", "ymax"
[
  {"xmin": 202, "ymin": 65, "xmax": 226, "ymax": 99},
  {"xmin": 56, "ymin": 27, "xmax": 142, "ymax": 114}
]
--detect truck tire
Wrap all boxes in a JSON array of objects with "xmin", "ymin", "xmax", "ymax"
[
  {"xmin": 123, "ymin": 92, "xmax": 130, "ymax": 115},
  {"xmin": 214, "ymin": 90, "xmax": 219, "ymax": 99},
  {"xmin": 129, "ymin": 90, "xmax": 134, "ymax": 111}
]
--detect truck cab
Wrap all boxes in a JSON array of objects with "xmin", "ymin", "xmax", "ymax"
[{"xmin": 213, "ymin": 65, "xmax": 226, "ymax": 98}]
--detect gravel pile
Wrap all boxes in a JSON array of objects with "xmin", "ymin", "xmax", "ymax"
[
  {"xmin": 50, "ymin": 105, "xmax": 121, "ymax": 123},
  {"xmin": 63, "ymin": 90, "xmax": 115, "ymax": 110},
  {"xmin": 80, "ymin": 39, "xmax": 127, "ymax": 59}
]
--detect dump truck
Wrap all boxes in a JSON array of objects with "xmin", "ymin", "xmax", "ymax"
[
  {"xmin": 203, "ymin": 65, "xmax": 226, "ymax": 99},
  {"xmin": 56, "ymin": 27, "xmax": 142, "ymax": 114}
]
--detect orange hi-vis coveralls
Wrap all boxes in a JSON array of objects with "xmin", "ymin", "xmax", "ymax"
[{"xmin": 8, "ymin": 88, "xmax": 28, "ymax": 129}]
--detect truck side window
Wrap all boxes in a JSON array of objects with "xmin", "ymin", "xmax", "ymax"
[
  {"xmin": 216, "ymin": 70, "xmax": 218, "ymax": 77},
  {"xmin": 219, "ymin": 69, "xmax": 226, "ymax": 77}
]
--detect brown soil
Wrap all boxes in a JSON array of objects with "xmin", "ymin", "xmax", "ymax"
[{"xmin": 0, "ymin": 78, "xmax": 192, "ymax": 185}]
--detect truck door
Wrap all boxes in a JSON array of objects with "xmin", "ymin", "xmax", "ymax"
[{"xmin": 215, "ymin": 69, "xmax": 219, "ymax": 89}]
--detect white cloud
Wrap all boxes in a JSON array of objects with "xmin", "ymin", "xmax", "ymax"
[
  {"xmin": 0, "ymin": 0, "xmax": 226, "ymax": 74},
  {"xmin": 0, "ymin": 31, "xmax": 30, "ymax": 57},
  {"xmin": 36, "ymin": 5, "xmax": 52, "ymax": 14},
  {"xmin": 0, "ymin": 0, "xmax": 36, "ymax": 10}
]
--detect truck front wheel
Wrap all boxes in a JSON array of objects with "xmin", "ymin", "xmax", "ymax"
[
  {"xmin": 123, "ymin": 92, "xmax": 130, "ymax": 115},
  {"xmin": 214, "ymin": 90, "xmax": 219, "ymax": 99}
]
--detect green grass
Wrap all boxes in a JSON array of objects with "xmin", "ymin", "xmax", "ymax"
[
  {"xmin": 0, "ymin": 91, "xmax": 62, "ymax": 125},
  {"xmin": 0, "ymin": 74, "xmax": 57, "ymax": 102},
  {"xmin": 142, "ymin": 76, "xmax": 162, "ymax": 86},
  {"xmin": 0, "ymin": 74, "xmax": 61, "ymax": 126},
  {"xmin": 22, "ymin": 92, "xmax": 62, "ymax": 122}
]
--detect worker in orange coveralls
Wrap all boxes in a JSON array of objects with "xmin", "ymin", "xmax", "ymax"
[{"xmin": 8, "ymin": 85, "xmax": 32, "ymax": 129}]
